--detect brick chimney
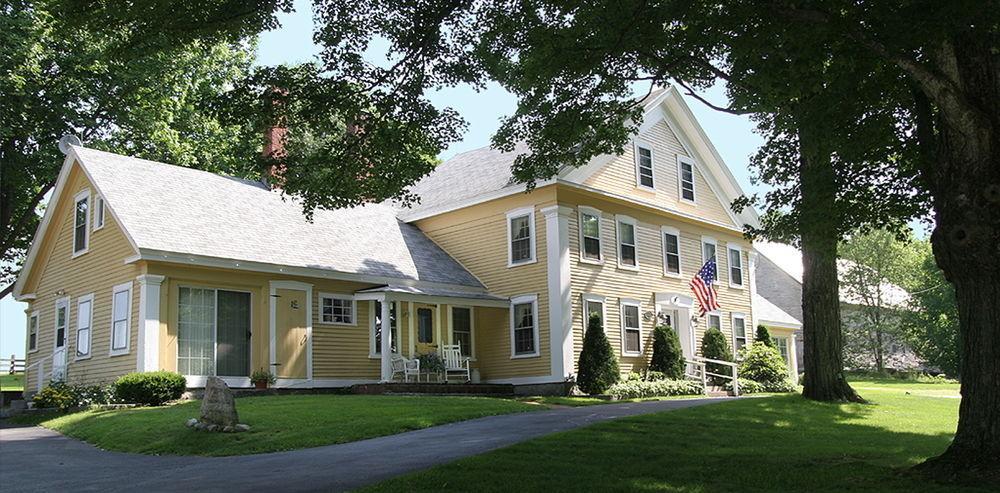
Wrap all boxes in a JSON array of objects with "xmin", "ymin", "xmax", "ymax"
[{"xmin": 262, "ymin": 87, "xmax": 288, "ymax": 189}]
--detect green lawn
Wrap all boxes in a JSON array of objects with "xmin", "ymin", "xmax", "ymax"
[
  {"xmin": 13, "ymin": 394, "xmax": 535, "ymax": 456},
  {"xmin": 0, "ymin": 373, "xmax": 24, "ymax": 392},
  {"xmin": 365, "ymin": 381, "xmax": 983, "ymax": 492}
]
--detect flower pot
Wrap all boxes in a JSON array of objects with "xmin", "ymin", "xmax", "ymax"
[{"xmin": 254, "ymin": 380, "xmax": 268, "ymax": 390}]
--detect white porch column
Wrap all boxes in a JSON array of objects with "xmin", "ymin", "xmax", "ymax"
[
  {"xmin": 788, "ymin": 332, "xmax": 800, "ymax": 384},
  {"xmin": 136, "ymin": 274, "xmax": 166, "ymax": 372},
  {"xmin": 380, "ymin": 296, "xmax": 393, "ymax": 382},
  {"xmin": 542, "ymin": 205, "xmax": 574, "ymax": 380}
]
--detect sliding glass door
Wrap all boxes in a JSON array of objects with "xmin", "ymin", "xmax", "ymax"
[{"xmin": 178, "ymin": 287, "xmax": 251, "ymax": 377}]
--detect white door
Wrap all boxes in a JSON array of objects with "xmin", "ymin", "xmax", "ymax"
[{"xmin": 53, "ymin": 299, "xmax": 69, "ymax": 381}]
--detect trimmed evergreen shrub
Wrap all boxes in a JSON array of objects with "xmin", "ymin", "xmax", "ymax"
[
  {"xmin": 576, "ymin": 313, "xmax": 620, "ymax": 395},
  {"xmin": 755, "ymin": 325, "xmax": 774, "ymax": 347},
  {"xmin": 649, "ymin": 325, "xmax": 685, "ymax": 379},
  {"xmin": 701, "ymin": 327, "xmax": 733, "ymax": 385},
  {"xmin": 113, "ymin": 371, "xmax": 186, "ymax": 406},
  {"xmin": 607, "ymin": 379, "xmax": 704, "ymax": 400},
  {"xmin": 738, "ymin": 341, "xmax": 789, "ymax": 385}
]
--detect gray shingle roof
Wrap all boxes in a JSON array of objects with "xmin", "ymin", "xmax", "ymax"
[
  {"xmin": 399, "ymin": 141, "xmax": 530, "ymax": 219},
  {"xmin": 73, "ymin": 146, "xmax": 483, "ymax": 288}
]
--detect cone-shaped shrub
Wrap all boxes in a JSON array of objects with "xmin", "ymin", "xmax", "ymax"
[
  {"xmin": 701, "ymin": 327, "xmax": 733, "ymax": 385},
  {"xmin": 738, "ymin": 341, "xmax": 789, "ymax": 385},
  {"xmin": 755, "ymin": 325, "xmax": 774, "ymax": 347},
  {"xmin": 577, "ymin": 313, "xmax": 620, "ymax": 395},
  {"xmin": 649, "ymin": 325, "xmax": 685, "ymax": 379}
]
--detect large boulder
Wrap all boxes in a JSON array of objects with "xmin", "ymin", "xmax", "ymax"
[{"xmin": 200, "ymin": 377, "xmax": 239, "ymax": 427}]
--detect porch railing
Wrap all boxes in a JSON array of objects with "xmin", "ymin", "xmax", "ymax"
[
  {"xmin": 21, "ymin": 347, "xmax": 67, "ymax": 395},
  {"xmin": 685, "ymin": 356, "xmax": 739, "ymax": 397},
  {"xmin": 1, "ymin": 355, "xmax": 25, "ymax": 374}
]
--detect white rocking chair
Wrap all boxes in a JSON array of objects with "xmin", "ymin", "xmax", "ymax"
[
  {"xmin": 390, "ymin": 354, "xmax": 420, "ymax": 382},
  {"xmin": 441, "ymin": 344, "xmax": 471, "ymax": 383}
]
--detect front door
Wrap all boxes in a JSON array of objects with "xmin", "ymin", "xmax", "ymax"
[
  {"xmin": 53, "ymin": 299, "xmax": 69, "ymax": 380},
  {"xmin": 414, "ymin": 304, "xmax": 437, "ymax": 355},
  {"xmin": 275, "ymin": 288, "xmax": 308, "ymax": 379}
]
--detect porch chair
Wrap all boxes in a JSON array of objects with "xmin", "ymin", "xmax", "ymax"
[
  {"xmin": 441, "ymin": 344, "xmax": 471, "ymax": 383},
  {"xmin": 390, "ymin": 354, "xmax": 420, "ymax": 382}
]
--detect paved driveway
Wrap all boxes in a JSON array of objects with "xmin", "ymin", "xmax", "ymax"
[{"xmin": 0, "ymin": 397, "xmax": 729, "ymax": 492}]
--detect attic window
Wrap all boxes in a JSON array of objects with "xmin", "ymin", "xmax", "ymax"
[
  {"xmin": 635, "ymin": 145, "xmax": 655, "ymax": 189},
  {"xmin": 94, "ymin": 195, "xmax": 105, "ymax": 231},
  {"xmin": 73, "ymin": 190, "xmax": 90, "ymax": 256},
  {"xmin": 678, "ymin": 156, "xmax": 696, "ymax": 202}
]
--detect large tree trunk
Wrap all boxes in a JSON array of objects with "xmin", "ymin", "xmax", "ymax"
[
  {"xmin": 797, "ymin": 117, "xmax": 863, "ymax": 403},
  {"xmin": 916, "ymin": 34, "xmax": 1000, "ymax": 481}
]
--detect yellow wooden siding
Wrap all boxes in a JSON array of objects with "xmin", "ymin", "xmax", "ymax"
[
  {"xmin": 22, "ymin": 163, "xmax": 142, "ymax": 390},
  {"xmin": 560, "ymin": 189, "xmax": 753, "ymax": 375},
  {"xmin": 583, "ymin": 120, "xmax": 737, "ymax": 228},
  {"xmin": 415, "ymin": 187, "xmax": 556, "ymax": 380}
]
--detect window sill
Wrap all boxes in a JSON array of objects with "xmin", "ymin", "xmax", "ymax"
[
  {"xmin": 617, "ymin": 264, "xmax": 640, "ymax": 272},
  {"xmin": 621, "ymin": 351, "xmax": 643, "ymax": 358},
  {"xmin": 318, "ymin": 321, "xmax": 357, "ymax": 327},
  {"xmin": 578, "ymin": 257, "xmax": 603, "ymax": 266},
  {"xmin": 634, "ymin": 186, "xmax": 657, "ymax": 195},
  {"xmin": 663, "ymin": 272, "xmax": 684, "ymax": 279},
  {"xmin": 74, "ymin": 355, "xmax": 92, "ymax": 362},
  {"xmin": 27, "ymin": 348, "xmax": 39, "ymax": 354},
  {"xmin": 728, "ymin": 284, "xmax": 745, "ymax": 290},
  {"xmin": 109, "ymin": 349, "xmax": 130, "ymax": 357},
  {"xmin": 508, "ymin": 259, "xmax": 538, "ymax": 268},
  {"xmin": 71, "ymin": 248, "xmax": 90, "ymax": 259},
  {"xmin": 510, "ymin": 352, "xmax": 540, "ymax": 360}
]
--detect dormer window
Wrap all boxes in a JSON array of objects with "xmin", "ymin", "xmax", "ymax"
[
  {"xmin": 73, "ymin": 190, "xmax": 90, "ymax": 256},
  {"xmin": 678, "ymin": 156, "xmax": 696, "ymax": 202},
  {"xmin": 635, "ymin": 144, "xmax": 655, "ymax": 189}
]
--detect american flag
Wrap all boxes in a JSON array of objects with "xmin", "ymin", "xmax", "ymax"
[{"xmin": 690, "ymin": 258, "xmax": 720, "ymax": 316}]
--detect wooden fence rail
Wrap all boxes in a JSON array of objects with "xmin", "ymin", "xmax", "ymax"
[{"xmin": 1, "ymin": 355, "xmax": 25, "ymax": 374}]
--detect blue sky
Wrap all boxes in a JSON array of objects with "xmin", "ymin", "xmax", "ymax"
[{"xmin": 0, "ymin": 0, "xmax": 763, "ymax": 360}]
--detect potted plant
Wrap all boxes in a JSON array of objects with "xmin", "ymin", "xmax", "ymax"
[{"xmin": 251, "ymin": 368, "xmax": 276, "ymax": 390}]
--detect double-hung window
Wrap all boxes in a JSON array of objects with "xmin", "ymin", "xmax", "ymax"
[
  {"xmin": 616, "ymin": 215, "xmax": 638, "ymax": 269},
  {"xmin": 582, "ymin": 294, "xmax": 605, "ymax": 331},
  {"xmin": 662, "ymin": 226, "xmax": 682, "ymax": 276},
  {"xmin": 28, "ymin": 311, "xmax": 39, "ymax": 352},
  {"xmin": 507, "ymin": 207, "xmax": 536, "ymax": 266},
  {"xmin": 732, "ymin": 313, "xmax": 748, "ymax": 352},
  {"xmin": 621, "ymin": 299, "xmax": 642, "ymax": 355},
  {"xmin": 707, "ymin": 312, "xmax": 722, "ymax": 333},
  {"xmin": 773, "ymin": 336, "xmax": 789, "ymax": 362},
  {"xmin": 72, "ymin": 190, "xmax": 90, "ymax": 256},
  {"xmin": 372, "ymin": 301, "xmax": 398, "ymax": 355},
  {"xmin": 635, "ymin": 144, "xmax": 655, "ymax": 189},
  {"xmin": 109, "ymin": 282, "xmax": 132, "ymax": 356},
  {"xmin": 678, "ymin": 156, "xmax": 696, "ymax": 202},
  {"xmin": 510, "ymin": 295, "xmax": 539, "ymax": 358},
  {"xmin": 728, "ymin": 245, "xmax": 744, "ymax": 288},
  {"xmin": 76, "ymin": 294, "xmax": 94, "ymax": 359},
  {"xmin": 320, "ymin": 293, "xmax": 355, "ymax": 325},
  {"xmin": 94, "ymin": 195, "xmax": 106, "ymax": 230},
  {"xmin": 702, "ymin": 237, "xmax": 722, "ymax": 283},
  {"xmin": 178, "ymin": 287, "xmax": 252, "ymax": 377},
  {"xmin": 450, "ymin": 307, "xmax": 473, "ymax": 358},
  {"xmin": 578, "ymin": 207, "xmax": 603, "ymax": 262}
]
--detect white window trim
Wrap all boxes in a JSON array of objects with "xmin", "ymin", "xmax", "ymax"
[
  {"xmin": 620, "ymin": 298, "xmax": 643, "ymax": 356},
  {"xmin": 108, "ymin": 281, "xmax": 133, "ymax": 357},
  {"xmin": 318, "ymin": 292, "xmax": 357, "ymax": 326},
  {"xmin": 661, "ymin": 225, "xmax": 683, "ymax": 278},
  {"xmin": 75, "ymin": 293, "xmax": 95, "ymax": 361},
  {"xmin": 701, "ymin": 236, "xmax": 723, "ymax": 284},
  {"xmin": 368, "ymin": 300, "xmax": 399, "ymax": 358},
  {"xmin": 93, "ymin": 195, "xmax": 105, "ymax": 231},
  {"xmin": 506, "ymin": 207, "xmax": 537, "ymax": 267},
  {"xmin": 581, "ymin": 293, "xmax": 608, "ymax": 333},
  {"xmin": 509, "ymin": 294, "xmax": 540, "ymax": 359},
  {"xmin": 633, "ymin": 141, "xmax": 656, "ymax": 191},
  {"xmin": 577, "ymin": 206, "xmax": 604, "ymax": 264},
  {"xmin": 27, "ymin": 310, "xmax": 39, "ymax": 353},
  {"xmin": 448, "ymin": 305, "xmax": 476, "ymax": 360},
  {"xmin": 706, "ymin": 311, "xmax": 723, "ymax": 333},
  {"xmin": 677, "ymin": 155, "xmax": 697, "ymax": 203},
  {"xmin": 53, "ymin": 296, "xmax": 70, "ymax": 352},
  {"xmin": 731, "ymin": 312, "xmax": 749, "ymax": 353},
  {"xmin": 72, "ymin": 189, "xmax": 91, "ymax": 258},
  {"xmin": 728, "ymin": 244, "xmax": 745, "ymax": 289},
  {"xmin": 615, "ymin": 214, "xmax": 640, "ymax": 271}
]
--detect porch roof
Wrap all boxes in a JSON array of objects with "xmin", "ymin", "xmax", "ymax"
[{"xmin": 354, "ymin": 284, "xmax": 510, "ymax": 308}]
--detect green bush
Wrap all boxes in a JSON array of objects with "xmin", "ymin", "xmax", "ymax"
[
  {"xmin": 649, "ymin": 325, "xmax": 685, "ymax": 379},
  {"xmin": 701, "ymin": 327, "xmax": 733, "ymax": 385},
  {"xmin": 113, "ymin": 371, "xmax": 186, "ymax": 406},
  {"xmin": 32, "ymin": 382, "xmax": 117, "ymax": 411},
  {"xmin": 607, "ymin": 379, "xmax": 704, "ymax": 400},
  {"xmin": 738, "ymin": 341, "xmax": 789, "ymax": 385},
  {"xmin": 725, "ymin": 377, "xmax": 797, "ymax": 394},
  {"xmin": 755, "ymin": 325, "xmax": 774, "ymax": 347},
  {"xmin": 577, "ymin": 314, "xmax": 620, "ymax": 395}
]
